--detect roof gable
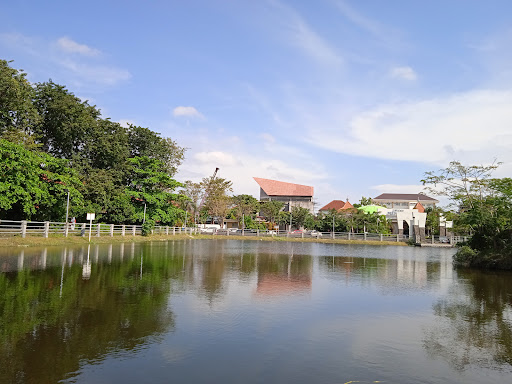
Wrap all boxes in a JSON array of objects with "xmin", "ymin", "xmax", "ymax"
[
  {"xmin": 254, "ymin": 177, "xmax": 313, "ymax": 197},
  {"xmin": 319, "ymin": 200, "xmax": 345, "ymax": 211}
]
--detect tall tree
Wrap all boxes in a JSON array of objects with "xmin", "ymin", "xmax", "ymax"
[
  {"xmin": 260, "ymin": 200, "xmax": 285, "ymax": 226},
  {"xmin": 0, "ymin": 60, "xmax": 39, "ymax": 135},
  {"xmin": 231, "ymin": 194, "xmax": 259, "ymax": 222},
  {"xmin": 200, "ymin": 176, "xmax": 233, "ymax": 226}
]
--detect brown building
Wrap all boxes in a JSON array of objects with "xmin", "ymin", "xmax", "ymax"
[{"xmin": 253, "ymin": 177, "xmax": 314, "ymax": 214}]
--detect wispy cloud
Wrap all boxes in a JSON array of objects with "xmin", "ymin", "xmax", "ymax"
[
  {"xmin": 0, "ymin": 33, "xmax": 130, "ymax": 87},
  {"xmin": 270, "ymin": 0, "xmax": 342, "ymax": 66},
  {"xmin": 390, "ymin": 66, "xmax": 417, "ymax": 81},
  {"xmin": 303, "ymin": 89, "xmax": 512, "ymax": 168},
  {"xmin": 172, "ymin": 106, "xmax": 204, "ymax": 119},
  {"xmin": 57, "ymin": 37, "xmax": 100, "ymax": 56}
]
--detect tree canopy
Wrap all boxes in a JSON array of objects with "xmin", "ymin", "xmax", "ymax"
[{"xmin": 0, "ymin": 60, "xmax": 185, "ymax": 225}]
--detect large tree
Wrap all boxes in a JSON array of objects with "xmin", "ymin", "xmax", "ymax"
[
  {"xmin": 0, "ymin": 139, "xmax": 83, "ymax": 221},
  {"xmin": 0, "ymin": 59, "xmax": 39, "ymax": 136},
  {"xmin": 423, "ymin": 161, "xmax": 512, "ymax": 269}
]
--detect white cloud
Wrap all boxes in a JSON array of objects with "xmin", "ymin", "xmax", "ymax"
[
  {"xmin": 173, "ymin": 106, "xmax": 204, "ymax": 119},
  {"xmin": 390, "ymin": 66, "xmax": 417, "ymax": 81},
  {"xmin": 193, "ymin": 151, "xmax": 235, "ymax": 166},
  {"xmin": 306, "ymin": 89, "xmax": 512, "ymax": 168},
  {"xmin": 57, "ymin": 37, "xmax": 100, "ymax": 56}
]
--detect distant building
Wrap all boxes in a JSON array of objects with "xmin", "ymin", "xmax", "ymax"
[
  {"xmin": 372, "ymin": 193, "xmax": 438, "ymax": 210},
  {"xmin": 318, "ymin": 199, "xmax": 354, "ymax": 214},
  {"xmin": 253, "ymin": 177, "xmax": 314, "ymax": 214}
]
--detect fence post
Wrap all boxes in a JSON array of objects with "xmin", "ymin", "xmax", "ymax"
[
  {"xmin": 331, "ymin": 231, "xmax": 334, "ymax": 240},
  {"xmin": 166, "ymin": 226, "xmax": 169, "ymax": 235},
  {"xmin": 44, "ymin": 221, "xmax": 50, "ymax": 238},
  {"xmin": 122, "ymin": 225, "xmax": 126, "ymax": 236},
  {"xmin": 364, "ymin": 232, "xmax": 367, "ymax": 241},
  {"xmin": 301, "ymin": 231, "xmax": 304, "ymax": 239},
  {"xmin": 81, "ymin": 223, "xmax": 86, "ymax": 237},
  {"xmin": 96, "ymin": 224, "xmax": 101, "ymax": 237},
  {"xmin": 132, "ymin": 225, "xmax": 136, "ymax": 236},
  {"xmin": 380, "ymin": 234, "xmax": 383, "ymax": 242},
  {"xmin": 64, "ymin": 221, "xmax": 68, "ymax": 237},
  {"xmin": 257, "ymin": 229, "xmax": 260, "ymax": 237},
  {"xmin": 110, "ymin": 224, "xmax": 114, "ymax": 237},
  {"xmin": 396, "ymin": 234, "xmax": 399, "ymax": 242},
  {"xmin": 432, "ymin": 235, "xmax": 434, "ymax": 244},
  {"xmin": 348, "ymin": 232, "xmax": 351, "ymax": 241},
  {"xmin": 173, "ymin": 227, "xmax": 176, "ymax": 235},
  {"xmin": 21, "ymin": 221, "xmax": 27, "ymax": 238}
]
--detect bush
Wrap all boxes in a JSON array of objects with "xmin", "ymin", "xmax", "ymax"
[
  {"xmin": 453, "ymin": 245, "xmax": 478, "ymax": 268},
  {"xmin": 141, "ymin": 219, "xmax": 155, "ymax": 236}
]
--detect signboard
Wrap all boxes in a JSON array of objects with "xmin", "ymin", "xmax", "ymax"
[{"xmin": 86, "ymin": 213, "xmax": 96, "ymax": 221}]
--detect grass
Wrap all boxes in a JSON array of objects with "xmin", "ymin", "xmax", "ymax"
[{"xmin": 0, "ymin": 233, "xmax": 407, "ymax": 248}]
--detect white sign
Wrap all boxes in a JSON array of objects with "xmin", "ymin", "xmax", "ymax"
[{"xmin": 86, "ymin": 213, "xmax": 96, "ymax": 221}]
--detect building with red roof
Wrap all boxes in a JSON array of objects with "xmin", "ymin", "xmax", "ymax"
[{"xmin": 253, "ymin": 177, "xmax": 314, "ymax": 214}]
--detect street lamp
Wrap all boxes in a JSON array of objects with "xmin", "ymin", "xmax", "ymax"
[{"xmin": 143, "ymin": 202, "xmax": 147, "ymax": 224}]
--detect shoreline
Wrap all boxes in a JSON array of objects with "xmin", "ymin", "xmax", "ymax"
[{"xmin": 0, "ymin": 234, "xmax": 408, "ymax": 248}]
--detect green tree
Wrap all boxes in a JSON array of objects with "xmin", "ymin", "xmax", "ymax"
[
  {"xmin": 0, "ymin": 139, "xmax": 83, "ymax": 221},
  {"xmin": 200, "ymin": 176, "xmax": 233, "ymax": 226},
  {"xmin": 291, "ymin": 206, "xmax": 313, "ymax": 229},
  {"xmin": 0, "ymin": 60, "xmax": 40, "ymax": 136},
  {"xmin": 423, "ymin": 161, "xmax": 512, "ymax": 269},
  {"xmin": 353, "ymin": 196, "xmax": 372, "ymax": 208},
  {"xmin": 125, "ymin": 156, "xmax": 183, "ymax": 225},
  {"xmin": 260, "ymin": 200, "xmax": 285, "ymax": 227},
  {"xmin": 231, "ymin": 194, "xmax": 259, "ymax": 223}
]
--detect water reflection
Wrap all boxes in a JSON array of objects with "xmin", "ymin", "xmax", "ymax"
[
  {"xmin": 424, "ymin": 269, "xmax": 512, "ymax": 370},
  {"xmin": 0, "ymin": 243, "xmax": 176, "ymax": 383},
  {"xmin": 0, "ymin": 241, "xmax": 511, "ymax": 383}
]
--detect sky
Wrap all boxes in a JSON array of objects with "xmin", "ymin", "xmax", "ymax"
[{"xmin": 2, "ymin": 0, "xmax": 512, "ymax": 210}]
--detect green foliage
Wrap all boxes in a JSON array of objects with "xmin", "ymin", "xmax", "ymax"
[
  {"xmin": 424, "ymin": 162, "xmax": 512, "ymax": 269},
  {"xmin": 126, "ymin": 156, "xmax": 184, "ymax": 225},
  {"xmin": 291, "ymin": 206, "xmax": 313, "ymax": 229},
  {"xmin": 0, "ymin": 59, "xmax": 40, "ymax": 135},
  {"xmin": 200, "ymin": 176, "xmax": 233, "ymax": 224},
  {"xmin": 142, "ymin": 219, "xmax": 155, "ymax": 236},
  {"xmin": 315, "ymin": 210, "xmax": 349, "ymax": 232},
  {"xmin": 0, "ymin": 139, "xmax": 83, "ymax": 220},
  {"xmin": 260, "ymin": 200, "xmax": 285, "ymax": 225},
  {"xmin": 0, "ymin": 60, "xmax": 186, "ymax": 224},
  {"xmin": 353, "ymin": 196, "xmax": 372, "ymax": 208},
  {"xmin": 232, "ymin": 194, "xmax": 259, "ymax": 218}
]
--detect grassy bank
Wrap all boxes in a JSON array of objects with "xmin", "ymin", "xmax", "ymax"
[{"xmin": 0, "ymin": 233, "xmax": 408, "ymax": 248}]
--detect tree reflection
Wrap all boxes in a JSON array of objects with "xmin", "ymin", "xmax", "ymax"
[
  {"xmin": 424, "ymin": 270, "xmax": 512, "ymax": 370},
  {"xmin": 0, "ymin": 246, "xmax": 181, "ymax": 383}
]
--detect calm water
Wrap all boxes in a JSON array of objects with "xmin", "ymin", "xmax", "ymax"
[{"xmin": 1, "ymin": 240, "xmax": 511, "ymax": 384}]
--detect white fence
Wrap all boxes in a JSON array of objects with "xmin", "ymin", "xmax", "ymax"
[
  {"xmin": 0, "ymin": 220, "xmax": 199, "ymax": 238},
  {"xmin": 0, "ymin": 219, "xmax": 465, "ymax": 244}
]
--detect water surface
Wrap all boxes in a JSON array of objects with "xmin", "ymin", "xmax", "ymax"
[{"xmin": 1, "ymin": 240, "xmax": 511, "ymax": 383}]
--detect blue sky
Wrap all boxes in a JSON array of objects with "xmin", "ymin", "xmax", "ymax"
[{"xmin": 2, "ymin": 0, "xmax": 512, "ymax": 210}]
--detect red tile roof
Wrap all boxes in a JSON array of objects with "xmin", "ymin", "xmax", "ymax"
[
  {"xmin": 319, "ymin": 200, "xmax": 345, "ymax": 211},
  {"xmin": 253, "ymin": 177, "xmax": 313, "ymax": 197},
  {"xmin": 340, "ymin": 200, "xmax": 354, "ymax": 210},
  {"xmin": 373, "ymin": 193, "xmax": 438, "ymax": 202},
  {"xmin": 413, "ymin": 202, "xmax": 425, "ymax": 212}
]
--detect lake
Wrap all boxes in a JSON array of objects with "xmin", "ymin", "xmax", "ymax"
[{"xmin": 1, "ymin": 239, "xmax": 511, "ymax": 383}]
